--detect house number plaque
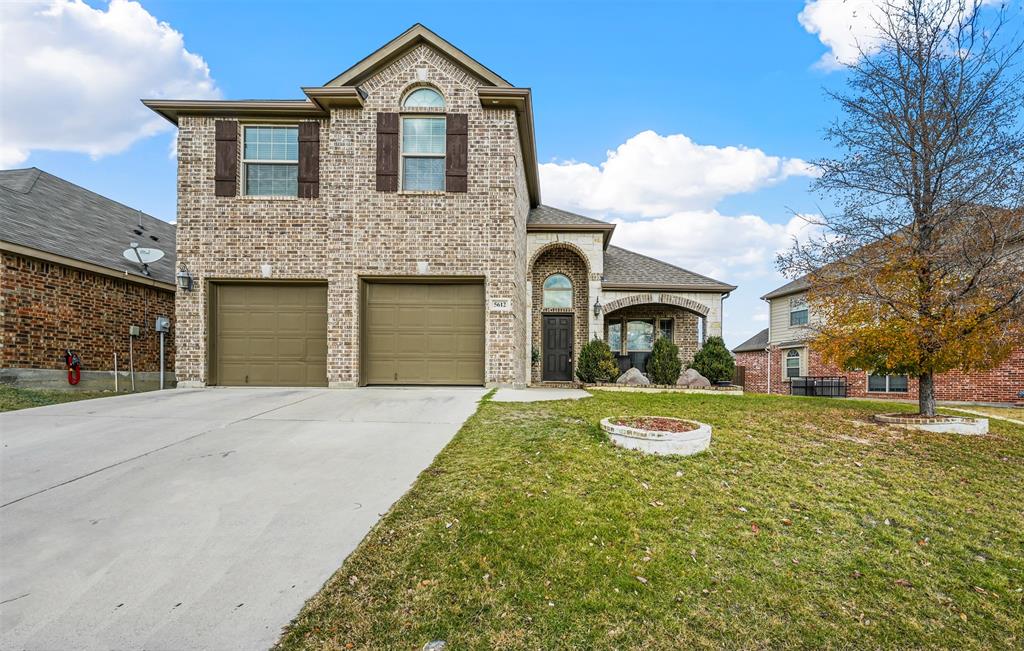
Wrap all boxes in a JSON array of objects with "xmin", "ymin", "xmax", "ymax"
[{"xmin": 489, "ymin": 298, "xmax": 512, "ymax": 312}]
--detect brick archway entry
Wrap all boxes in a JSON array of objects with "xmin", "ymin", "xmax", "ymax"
[{"xmin": 531, "ymin": 244, "xmax": 589, "ymax": 384}]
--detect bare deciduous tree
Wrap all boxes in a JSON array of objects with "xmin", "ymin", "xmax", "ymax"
[{"xmin": 781, "ymin": 0, "xmax": 1024, "ymax": 415}]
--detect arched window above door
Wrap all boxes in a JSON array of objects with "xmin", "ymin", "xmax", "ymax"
[{"xmin": 543, "ymin": 274, "xmax": 572, "ymax": 308}]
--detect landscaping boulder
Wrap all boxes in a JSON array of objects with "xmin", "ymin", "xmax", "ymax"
[
  {"xmin": 677, "ymin": 368, "xmax": 711, "ymax": 388},
  {"xmin": 616, "ymin": 367, "xmax": 650, "ymax": 385}
]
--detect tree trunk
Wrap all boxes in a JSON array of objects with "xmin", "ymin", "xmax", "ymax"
[{"xmin": 918, "ymin": 372, "xmax": 936, "ymax": 416}]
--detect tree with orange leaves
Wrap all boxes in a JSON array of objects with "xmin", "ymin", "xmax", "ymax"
[{"xmin": 781, "ymin": 0, "xmax": 1024, "ymax": 416}]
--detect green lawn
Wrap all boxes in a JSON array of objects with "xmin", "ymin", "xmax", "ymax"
[
  {"xmin": 279, "ymin": 391, "xmax": 1023, "ymax": 650},
  {"xmin": 0, "ymin": 385, "xmax": 114, "ymax": 412}
]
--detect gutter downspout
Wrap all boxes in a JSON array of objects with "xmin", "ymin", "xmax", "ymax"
[{"xmin": 765, "ymin": 296, "xmax": 771, "ymax": 394}]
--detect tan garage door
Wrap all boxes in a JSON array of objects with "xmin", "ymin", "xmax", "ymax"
[
  {"xmin": 363, "ymin": 282, "xmax": 484, "ymax": 385},
  {"xmin": 212, "ymin": 283, "xmax": 327, "ymax": 387}
]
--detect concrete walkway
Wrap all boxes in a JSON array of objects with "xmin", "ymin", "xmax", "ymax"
[
  {"xmin": 0, "ymin": 386, "xmax": 484, "ymax": 651},
  {"xmin": 492, "ymin": 387, "xmax": 591, "ymax": 402}
]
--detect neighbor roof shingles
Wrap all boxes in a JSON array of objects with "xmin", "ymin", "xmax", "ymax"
[
  {"xmin": 761, "ymin": 275, "xmax": 809, "ymax": 300},
  {"xmin": 732, "ymin": 328, "xmax": 769, "ymax": 353},
  {"xmin": 0, "ymin": 168, "xmax": 176, "ymax": 285},
  {"xmin": 603, "ymin": 245, "xmax": 736, "ymax": 291}
]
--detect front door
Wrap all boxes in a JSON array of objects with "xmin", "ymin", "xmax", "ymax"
[{"xmin": 542, "ymin": 315, "xmax": 573, "ymax": 381}]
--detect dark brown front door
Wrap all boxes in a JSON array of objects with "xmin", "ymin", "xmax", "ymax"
[{"xmin": 543, "ymin": 315, "xmax": 573, "ymax": 381}]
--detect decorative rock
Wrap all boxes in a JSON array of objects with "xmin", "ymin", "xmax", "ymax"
[
  {"xmin": 677, "ymin": 368, "xmax": 711, "ymax": 388},
  {"xmin": 601, "ymin": 416, "xmax": 712, "ymax": 456},
  {"xmin": 423, "ymin": 642, "xmax": 447, "ymax": 651},
  {"xmin": 616, "ymin": 367, "xmax": 650, "ymax": 385}
]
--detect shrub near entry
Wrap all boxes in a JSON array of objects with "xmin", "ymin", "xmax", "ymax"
[
  {"xmin": 647, "ymin": 337, "xmax": 682, "ymax": 385},
  {"xmin": 576, "ymin": 338, "xmax": 619, "ymax": 383},
  {"xmin": 690, "ymin": 336, "xmax": 735, "ymax": 384}
]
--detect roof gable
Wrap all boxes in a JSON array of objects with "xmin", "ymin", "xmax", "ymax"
[{"xmin": 325, "ymin": 24, "xmax": 512, "ymax": 88}]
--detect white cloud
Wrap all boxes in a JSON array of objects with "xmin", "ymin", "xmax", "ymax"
[
  {"xmin": 539, "ymin": 130, "xmax": 816, "ymax": 217},
  {"xmin": 610, "ymin": 211, "xmax": 819, "ymax": 283},
  {"xmin": 0, "ymin": 0, "xmax": 218, "ymax": 167},
  {"xmin": 798, "ymin": 0, "xmax": 996, "ymax": 69}
]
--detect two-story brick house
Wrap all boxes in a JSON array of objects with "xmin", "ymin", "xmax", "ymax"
[
  {"xmin": 734, "ymin": 275, "xmax": 1024, "ymax": 404},
  {"xmin": 146, "ymin": 24, "xmax": 735, "ymax": 388}
]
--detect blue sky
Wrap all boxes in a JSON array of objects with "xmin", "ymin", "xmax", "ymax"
[{"xmin": 4, "ymin": 1, "xmax": 1018, "ymax": 347}]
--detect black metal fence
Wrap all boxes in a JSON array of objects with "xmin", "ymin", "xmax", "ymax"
[{"xmin": 790, "ymin": 376, "xmax": 848, "ymax": 398}]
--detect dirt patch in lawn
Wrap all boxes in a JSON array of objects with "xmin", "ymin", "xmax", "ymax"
[{"xmin": 610, "ymin": 416, "xmax": 699, "ymax": 432}]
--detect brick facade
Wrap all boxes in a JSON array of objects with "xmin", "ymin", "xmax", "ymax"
[
  {"xmin": 530, "ymin": 245, "xmax": 589, "ymax": 383},
  {"xmin": 736, "ymin": 344, "xmax": 1024, "ymax": 404},
  {"xmin": 0, "ymin": 251, "xmax": 175, "ymax": 373},
  {"xmin": 175, "ymin": 44, "xmax": 529, "ymax": 387}
]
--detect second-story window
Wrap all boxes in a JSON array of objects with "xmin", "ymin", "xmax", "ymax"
[
  {"xmin": 790, "ymin": 296, "xmax": 808, "ymax": 326},
  {"xmin": 401, "ymin": 87, "xmax": 446, "ymax": 191},
  {"xmin": 243, "ymin": 126, "xmax": 298, "ymax": 196}
]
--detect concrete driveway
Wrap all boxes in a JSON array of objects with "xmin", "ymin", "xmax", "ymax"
[{"xmin": 0, "ymin": 386, "xmax": 484, "ymax": 650}]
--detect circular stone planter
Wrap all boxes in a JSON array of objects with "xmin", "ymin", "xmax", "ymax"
[
  {"xmin": 873, "ymin": 413, "xmax": 989, "ymax": 435},
  {"xmin": 601, "ymin": 416, "xmax": 712, "ymax": 456}
]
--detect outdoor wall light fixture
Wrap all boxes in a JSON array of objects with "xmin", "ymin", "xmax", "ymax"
[
  {"xmin": 176, "ymin": 263, "xmax": 194, "ymax": 291},
  {"xmin": 593, "ymin": 297, "xmax": 602, "ymax": 317}
]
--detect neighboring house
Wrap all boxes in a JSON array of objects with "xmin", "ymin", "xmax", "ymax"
[
  {"xmin": 733, "ymin": 275, "xmax": 1024, "ymax": 404},
  {"xmin": 144, "ymin": 24, "xmax": 735, "ymax": 388},
  {"xmin": 0, "ymin": 168, "xmax": 176, "ymax": 390}
]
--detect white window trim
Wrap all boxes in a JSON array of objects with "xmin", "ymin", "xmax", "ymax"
[
  {"xmin": 400, "ymin": 86, "xmax": 446, "ymax": 109},
  {"xmin": 240, "ymin": 123, "xmax": 299, "ymax": 198},
  {"xmin": 866, "ymin": 372, "xmax": 910, "ymax": 393},
  {"xmin": 783, "ymin": 347, "xmax": 803, "ymax": 380},
  {"xmin": 399, "ymin": 114, "xmax": 447, "ymax": 192}
]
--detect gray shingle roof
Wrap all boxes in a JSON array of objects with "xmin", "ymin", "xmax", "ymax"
[
  {"xmin": 527, "ymin": 205, "xmax": 613, "ymax": 226},
  {"xmin": 0, "ymin": 168, "xmax": 176, "ymax": 285},
  {"xmin": 761, "ymin": 275, "xmax": 809, "ymax": 300},
  {"xmin": 603, "ymin": 246, "xmax": 736, "ymax": 291},
  {"xmin": 732, "ymin": 328, "xmax": 769, "ymax": 353}
]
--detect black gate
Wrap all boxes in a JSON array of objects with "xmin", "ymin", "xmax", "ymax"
[{"xmin": 791, "ymin": 376, "xmax": 848, "ymax": 397}]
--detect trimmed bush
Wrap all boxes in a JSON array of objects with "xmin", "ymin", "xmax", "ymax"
[
  {"xmin": 689, "ymin": 336, "xmax": 735, "ymax": 384},
  {"xmin": 576, "ymin": 338, "xmax": 620, "ymax": 383},
  {"xmin": 647, "ymin": 336, "xmax": 682, "ymax": 385}
]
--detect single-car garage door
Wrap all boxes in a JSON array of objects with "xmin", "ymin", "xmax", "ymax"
[
  {"xmin": 363, "ymin": 281, "xmax": 484, "ymax": 385},
  {"xmin": 212, "ymin": 283, "xmax": 327, "ymax": 386}
]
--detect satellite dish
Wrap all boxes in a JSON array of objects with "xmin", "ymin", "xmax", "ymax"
[{"xmin": 123, "ymin": 245, "xmax": 165, "ymax": 265}]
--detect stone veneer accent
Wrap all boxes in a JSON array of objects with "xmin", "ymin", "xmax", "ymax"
[
  {"xmin": 0, "ymin": 251, "xmax": 175, "ymax": 373},
  {"xmin": 530, "ymin": 245, "xmax": 589, "ymax": 383},
  {"xmin": 735, "ymin": 345, "xmax": 1024, "ymax": 404},
  {"xmin": 174, "ymin": 43, "xmax": 528, "ymax": 387}
]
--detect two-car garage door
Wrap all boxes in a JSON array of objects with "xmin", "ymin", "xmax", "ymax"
[
  {"xmin": 362, "ymin": 282, "xmax": 484, "ymax": 385},
  {"xmin": 210, "ymin": 281, "xmax": 484, "ymax": 387},
  {"xmin": 212, "ymin": 283, "xmax": 328, "ymax": 387}
]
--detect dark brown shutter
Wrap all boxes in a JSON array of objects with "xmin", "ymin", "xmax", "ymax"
[
  {"xmin": 446, "ymin": 113, "xmax": 468, "ymax": 193},
  {"xmin": 214, "ymin": 120, "xmax": 238, "ymax": 197},
  {"xmin": 298, "ymin": 121, "xmax": 320, "ymax": 198},
  {"xmin": 376, "ymin": 112, "xmax": 399, "ymax": 192}
]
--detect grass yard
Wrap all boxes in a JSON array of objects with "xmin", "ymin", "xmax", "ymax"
[
  {"xmin": 0, "ymin": 385, "xmax": 114, "ymax": 412},
  {"xmin": 279, "ymin": 391, "xmax": 1023, "ymax": 650}
]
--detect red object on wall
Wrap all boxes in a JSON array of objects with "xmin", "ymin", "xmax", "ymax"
[{"xmin": 62, "ymin": 349, "xmax": 81, "ymax": 385}]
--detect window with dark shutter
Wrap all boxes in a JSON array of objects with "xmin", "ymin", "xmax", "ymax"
[
  {"xmin": 446, "ymin": 113, "xmax": 468, "ymax": 192},
  {"xmin": 214, "ymin": 120, "xmax": 238, "ymax": 197},
  {"xmin": 376, "ymin": 112, "xmax": 399, "ymax": 192},
  {"xmin": 298, "ymin": 121, "xmax": 320, "ymax": 198}
]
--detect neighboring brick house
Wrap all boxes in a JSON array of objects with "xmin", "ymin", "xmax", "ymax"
[
  {"xmin": 145, "ymin": 24, "xmax": 735, "ymax": 388},
  {"xmin": 0, "ymin": 168, "xmax": 177, "ymax": 390},
  {"xmin": 733, "ymin": 276, "xmax": 1024, "ymax": 404}
]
